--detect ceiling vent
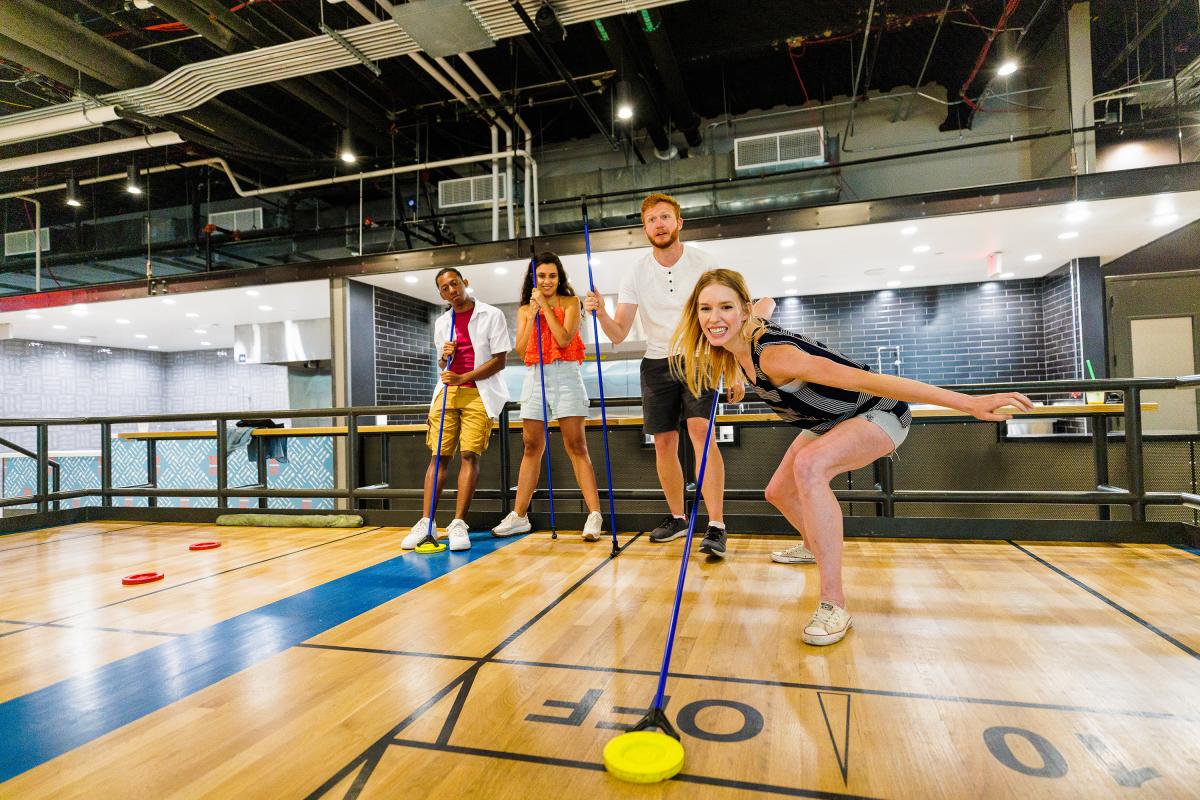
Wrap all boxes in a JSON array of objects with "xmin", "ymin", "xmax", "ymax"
[
  {"xmin": 4, "ymin": 228, "xmax": 50, "ymax": 257},
  {"xmin": 438, "ymin": 173, "xmax": 507, "ymax": 209},
  {"xmin": 734, "ymin": 127, "xmax": 825, "ymax": 172},
  {"xmin": 209, "ymin": 207, "xmax": 264, "ymax": 232}
]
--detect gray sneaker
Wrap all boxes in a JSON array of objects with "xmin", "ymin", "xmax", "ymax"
[
  {"xmin": 649, "ymin": 514, "xmax": 689, "ymax": 543},
  {"xmin": 698, "ymin": 525, "xmax": 727, "ymax": 558},
  {"xmin": 771, "ymin": 542, "xmax": 816, "ymax": 564}
]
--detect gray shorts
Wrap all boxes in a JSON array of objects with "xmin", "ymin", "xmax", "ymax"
[
  {"xmin": 801, "ymin": 409, "xmax": 910, "ymax": 453},
  {"xmin": 520, "ymin": 360, "xmax": 590, "ymax": 420},
  {"xmin": 640, "ymin": 358, "xmax": 716, "ymax": 435}
]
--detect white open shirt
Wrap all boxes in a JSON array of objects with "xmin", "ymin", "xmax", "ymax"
[{"xmin": 431, "ymin": 300, "xmax": 514, "ymax": 419}]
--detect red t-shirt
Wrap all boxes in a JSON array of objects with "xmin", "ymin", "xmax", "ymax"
[{"xmin": 449, "ymin": 306, "xmax": 477, "ymax": 388}]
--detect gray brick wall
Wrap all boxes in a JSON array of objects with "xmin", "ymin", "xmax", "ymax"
[
  {"xmin": 769, "ymin": 275, "xmax": 1078, "ymax": 387},
  {"xmin": 374, "ymin": 286, "xmax": 440, "ymax": 412}
]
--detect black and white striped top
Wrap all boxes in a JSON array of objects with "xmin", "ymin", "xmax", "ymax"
[{"xmin": 747, "ymin": 321, "xmax": 911, "ymax": 433}]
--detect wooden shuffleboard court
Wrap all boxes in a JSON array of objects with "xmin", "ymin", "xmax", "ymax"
[{"xmin": 0, "ymin": 522, "xmax": 1198, "ymax": 798}]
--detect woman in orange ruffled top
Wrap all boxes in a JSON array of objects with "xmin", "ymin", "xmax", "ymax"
[{"xmin": 491, "ymin": 252, "xmax": 604, "ymax": 541}]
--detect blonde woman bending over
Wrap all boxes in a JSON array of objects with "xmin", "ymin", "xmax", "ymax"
[{"xmin": 670, "ymin": 268, "xmax": 1033, "ymax": 645}]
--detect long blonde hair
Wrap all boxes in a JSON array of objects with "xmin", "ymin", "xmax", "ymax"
[{"xmin": 670, "ymin": 268, "xmax": 765, "ymax": 398}]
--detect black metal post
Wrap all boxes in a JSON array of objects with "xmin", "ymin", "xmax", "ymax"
[
  {"xmin": 36, "ymin": 424, "xmax": 49, "ymax": 514},
  {"xmin": 380, "ymin": 431, "xmax": 391, "ymax": 511},
  {"xmin": 256, "ymin": 438, "xmax": 269, "ymax": 510},
  {"xmin": 346, "ymin": 413, "xmax": 359, "ymax": 511},
  {"xmin": 499, "ymin": 407, "xmax": 511, "ymax": 516},
  {"xmin": 878, "ymin": 456, "xmax": 896, "ymax": 517},
  {"xmin": 147, "ymin": 439, "xmax": 158, "ymax": 508},
  {"xmin": 1123, "ymin": 387, "xmax": 1145, "ymax": 522},
  {"xmin": 100, "ymin": 422, "xmax": 113, "ymax": 508},
  {"xmin": 215, "ymin": 418, "xmax": 228, "ymax": 508},
  {"xmin": 1092, "ymin": 416, "xmax": 1111, "ymax": 521}
]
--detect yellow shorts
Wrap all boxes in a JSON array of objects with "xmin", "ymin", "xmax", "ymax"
[{"xmin": 425, "ymin": 386, "xmax": 495, "ymax": 456}]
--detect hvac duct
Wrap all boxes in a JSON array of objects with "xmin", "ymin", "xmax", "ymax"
[
  {"xmin": 638, "ymin": 10, "xmax": 702, "ymax": 149},
  {"xmin": 0, "ymin": 0, "xmax": 311, "ymax": 155},
  {"xmin": 592, "ymin": 18, "xmax": 674, "ymax": 157}
]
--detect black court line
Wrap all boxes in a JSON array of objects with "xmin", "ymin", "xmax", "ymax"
[
  {"xmin": 304, "ymin": 532, "xmax": 644, "ymax": 800},
  {"xmin": 0, "ymin": 618, "xmax": 180, "ymax": 638},
  {"xmin": 1010, "ymin": 541, "xmax": 1200, "ymax": 661},
  {"xmin": 295, "ymin": 642, "xmax": 1195, "ymax": 723},
  {"xmin": 0, "ymin": 522, "xmax": 161, "ymax": 553},
  {"xmin": 389, "ymin": 738, "xmax": 883, "ymax": 800},
  {"xmin": 0, "ymin": 526, "xmax": 384, "ymax": 640}
]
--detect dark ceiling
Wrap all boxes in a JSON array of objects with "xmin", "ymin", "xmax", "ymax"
[{"xmin": 0, "ymin": 0, "xmax": 1192, "ymax": 220}]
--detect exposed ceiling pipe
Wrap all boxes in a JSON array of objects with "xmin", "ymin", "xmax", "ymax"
[
  {"xmin": 0, "ymin": 1, "xmax": 681, "ymax": 149},
  {"xmin": 0, "ymin": 150, "xmax": 526, "ymax": 203},
  {"xmin": 0, "ymin": 132, "xmax": 183, "ymax": 174},
  {"xmin": 635, "ymin": 10, "xmax": 702, "ymax": 149},
  {"xmin": 0, "ymin": 0, "xmax": 311, "ymax": 155},
  {"xmin": 0, "ymin": 33, "xmax": 106, "ymax": 96},
  {"xmin": 150, "ymin": 0, "xmax": 390, "ymax": 149}
]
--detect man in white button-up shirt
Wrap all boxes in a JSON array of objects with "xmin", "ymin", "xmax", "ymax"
[{"xmin": 401, "ymin": 268, "xmax": 512, "ymax": 553}]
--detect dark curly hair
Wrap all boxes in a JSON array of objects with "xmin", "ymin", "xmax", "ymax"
[{"xmin": 520, "ymin": 251, "xmax": 576, "ymax": 306}]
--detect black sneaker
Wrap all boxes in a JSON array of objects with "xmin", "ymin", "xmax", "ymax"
[
  {"xmin": 698, "ymin": 525, "xmax": 727, "ymax": 558},
  {"xmin": 649, "ymin": 515, "xmax": 689, "ymax": 543}
]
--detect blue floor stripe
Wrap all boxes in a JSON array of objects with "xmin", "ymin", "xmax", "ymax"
[{"xmin": 0, "ymin": 531, "xmax": 519, "ymax": 783}]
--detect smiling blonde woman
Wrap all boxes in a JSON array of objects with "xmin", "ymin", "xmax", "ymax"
[{"xmin": 670, "ymin": 268, "xmax": 1034, "ymax": 645}]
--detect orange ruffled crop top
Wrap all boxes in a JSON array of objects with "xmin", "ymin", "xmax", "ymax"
[{"xmin": 524, "ymin": 302, "xmax": 586, "ymax": 366}]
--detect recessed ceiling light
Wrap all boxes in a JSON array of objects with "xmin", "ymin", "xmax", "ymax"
[
  {"xmin": 24, "ymin": 313, "xmax": 40, "ymax": 320},
  {"xmin": 404, "ymin": 275, "xmax": 419, "ymax": 284},
  {"xmin": 78, "ymin": 337, "xmax": 93, "ymax": 343},
  {"xmin": 494, "ymin": 267, "xmax": 508, "ymax": 275},
  {"xmin": 52, "ymin": 324, "xmax": 67, "ymax": 330},
  {"xmin": 900, "ymin": 225, "xmax": 918, "ymax": 236},
  {"xmin": 898, "ymin": 264, "xmax": 915, "ymax": 272},
  {"xmin": 148, "ymin": 345, "xmax": 159, "ymax": 350},
  {"xmin": 116, "ymin": 318, "xmax": 130, "ymax": 325},
  {"xmin": 780, "ymin": 238, "xmax": 795, "ymax": 247},
  {"xmin": 1057, "ymin": 231, "xmax": 1079, "ymax": 240},
  {"xmin": 466, "ymin": 287, "xmax": 475, "ymax": 294},
  {"xmin": 135, "ymin": 334, "xmax": 148, "ymax": 339},
  {"xmin": 781, "ymin": 257, "xmax": 797, "ymax": 265},
  {"xmin": 1152, "ymin": 214, "xmax": 1179, "ymax": 227},
  {"xmin": 193, "ymin": 328, "xmax": 207, "ymax": 334},
  {"xmin": 258, "ymin": 305, "xmax": 272, "ymax": 312},
  {"xmin": 886, "ymin": 280, "xmax": 902, "ymax": 287},
  {"xmin": 246, "ymin": 290, "xmax": 260, "ymax": 297},
  {"xmin": 162, "ymin": 298, "xmax": 176, "ymax": 305},
  {"xmin": 1063, "ymin": 202, "xmax": 1090, "ymax": 223},
  {"xmin": 590, "ymin": 257, "xmax": 603, "ymax": 266},
  {"xmin": 1024, "ymin": 254, "xmax": 1043, "ymax": 262},
  {"xmin": 912, "ymin": 245, "xmax": 931, "ymax": 254},
  {"xmin": 782, "ymin": 275, "xmax": 797, "ymax": 282},
  {"xmin": 999, "ymin": 272, "xmax": 1015, "ymax": 278},
  {"xmin": 200, "ymin": 341, "xmax": 212, "ymax": 346},
  {"xmin": 186, "ymin": 312, "xmax": 200, "ymax": 318},
  {"xmin": 71, "ymin": 304, "xmax": 88, "ymax": 317}
]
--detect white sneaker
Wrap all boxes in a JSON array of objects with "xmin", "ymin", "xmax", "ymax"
[
  {"xmin": 492, "ymin": 511, "xmax": 532, "ymax": 537},
  {"xmin": 447, "ymin": 519, "xmax": 471, "ymax": 551},
  {"xmin": 771, "ymin": 542, "xmax": 816, "ymax": 564},
  {"xmin": 401, "ymin": 518, "xmax": 436, "ymax": 550},
  {"xmin": 582, "ymin": 511, "xmax": 603, "ymax": 541},
  {"xmin": 803, "ymin": 601, "xmax": 852, "ymax": 646}
]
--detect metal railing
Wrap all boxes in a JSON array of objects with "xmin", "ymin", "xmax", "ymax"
[{"xmin": 1, "ymin": 376, "xmax": 1198, "ymax": 523}]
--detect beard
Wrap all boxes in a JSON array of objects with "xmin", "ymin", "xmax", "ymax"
[{"xmin": 647, "ymin": 228, "xmax": 680, "ymax": 250}]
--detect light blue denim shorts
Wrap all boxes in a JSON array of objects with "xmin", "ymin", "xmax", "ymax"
[
  {"xmin": 801, "ymin": 409, "xmax": 910, "ymax": 453},
  {"xmin": 520, "ymin": 360, "xmax": 590, "ymax": 420}
]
